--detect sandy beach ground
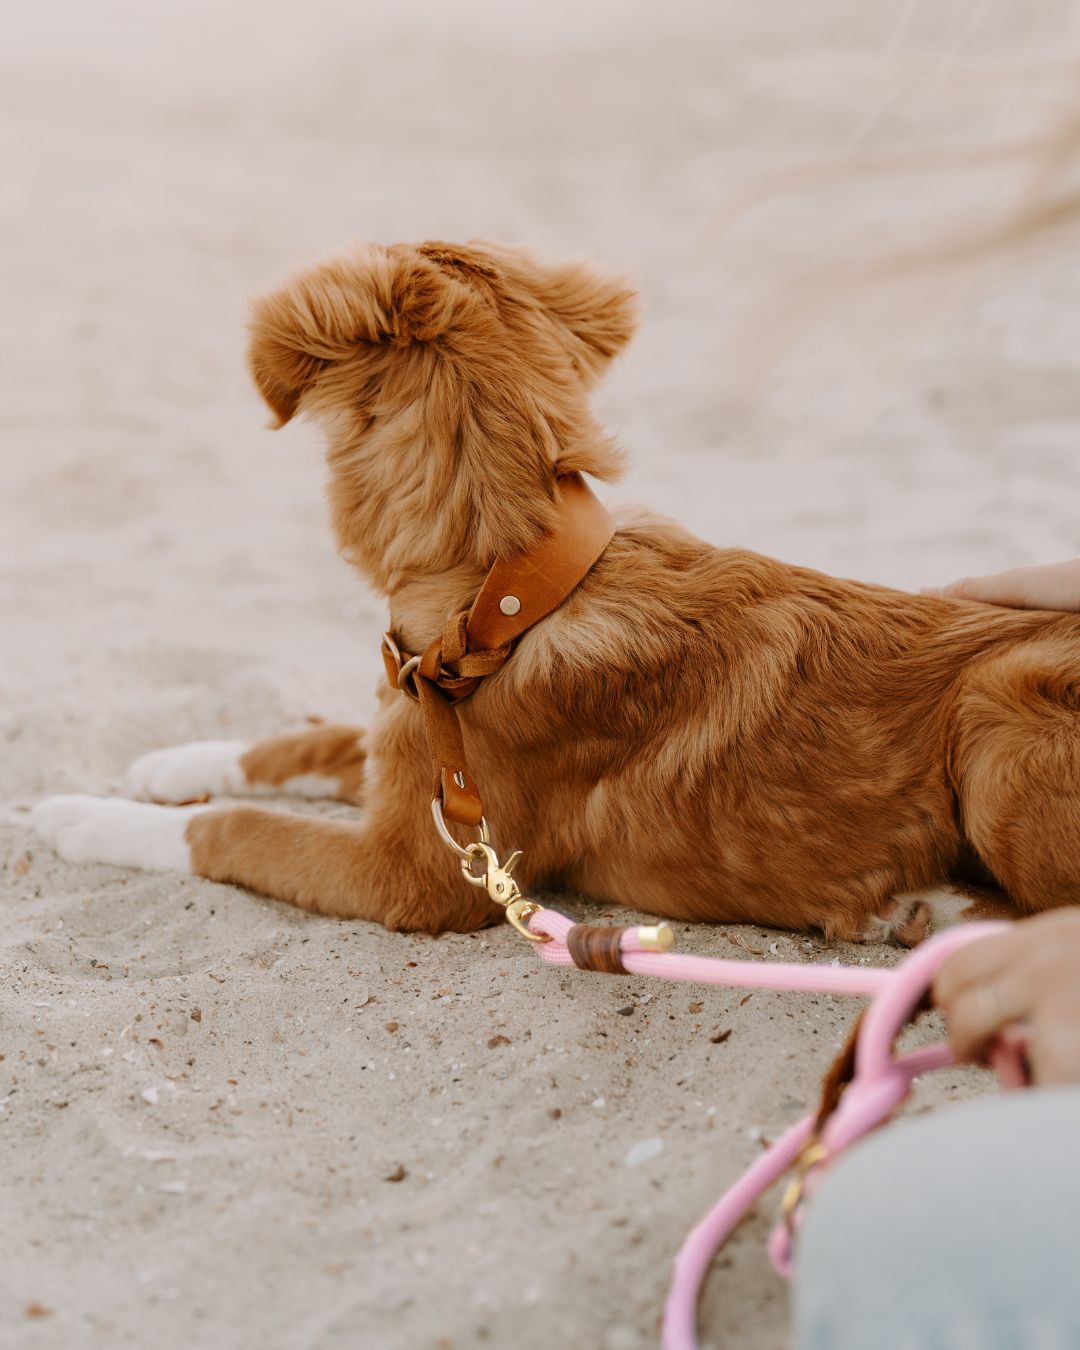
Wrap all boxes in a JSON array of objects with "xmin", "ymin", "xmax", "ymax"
[{"xmin": 4, "ymin": 3, "xmax": 1080, "ymax": 1347}]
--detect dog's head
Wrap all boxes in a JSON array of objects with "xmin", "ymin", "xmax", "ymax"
[{"xmin": 248, "ymin": 241, "xmax": 637, "ymax": 587}]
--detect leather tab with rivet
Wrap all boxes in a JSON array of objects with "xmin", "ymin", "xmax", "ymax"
[
  {"xmin": 466, "ymin": 474, "xmax": 615, "ymax": 650},
  {"xmin": 414, "ymin": 676, "xmax": 484, "ymax": 827}
]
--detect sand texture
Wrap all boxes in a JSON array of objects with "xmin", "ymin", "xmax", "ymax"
[{"xmin": 4, "ymin": 3, "xmax": 1080, "ymax": 1347}]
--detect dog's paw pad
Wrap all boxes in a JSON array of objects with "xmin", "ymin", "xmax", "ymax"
[
  {"xmin": 890, "ymin": 899, "xmax": 932, "ymax": 948},
  {"xmin": 123, "ymin": 741, "xmax": 247, "ymax": 803}
]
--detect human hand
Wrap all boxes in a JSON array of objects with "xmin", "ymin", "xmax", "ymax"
[
  {"xmin": 932, "ymin": 910, "xmax": 1080, "ymax": 1087},
  {"xmin": 921, "ymin": 558, "xmax": 1080, "ymax": 612}
]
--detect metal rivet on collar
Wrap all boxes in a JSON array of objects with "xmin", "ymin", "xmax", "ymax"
[{"xmin": 499, "ymin": 595, "xmax": 521, "ymax": 616}]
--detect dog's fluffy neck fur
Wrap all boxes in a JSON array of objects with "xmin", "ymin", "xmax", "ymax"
[
  {"xmin": 325, "ymin": 405, "xmax": 620, "ymax": 578},
  {"xmin": 323, "ymin": 410, "xmax": 621, "ymax": 652},
  {"xmin": 385, "ymin": 562, "xmax": 488, "ymax": 654}
]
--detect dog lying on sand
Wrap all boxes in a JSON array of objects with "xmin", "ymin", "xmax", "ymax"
[{"xmin": 34, "ymin": 240, "xmax": 1080, "ymax": 943}]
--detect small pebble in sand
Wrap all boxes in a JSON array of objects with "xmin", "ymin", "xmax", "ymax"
[
  {"xmin": 615, "ymin": 1005, "xmax": 635, "ymax": 1017},
  {"xmin": 624, "ymin": 1137, "xmax": 663, "ymax": 1168},
  {"xmin": 486, "ymin": 1034, "xmax": 511, "ymax": 1049},
  {"xmin": 592, "ymin": 1097, "xmax": 606, "ymax": 1109},
  {"xmin": 710, "ymin": 1028, "xmax": 732, "ymax": 1045},
  {"xmin": 24, "ymin": 1304, "xmax": 49, "ymax": 1319},
  {"xmin": 190, "ymin": 1007, "xmax": 201, "ymax": 1023},
  {"xmin": 548, "ymin": 1108, "xmax": 562, "ymax": 1120},
  {"xmin": 384, "ymin": 1164, "xmax": 407, "ymax": 1182},
  {"xmin": 384, "ymin": 1021, "xmax": 399, "ymax": 1033},
  {"xmin": 688, "ymin": 1001, "xmax": 703, "ymax": 1013},
  {"xmin": 140, "ymin": 1087, "xmax": 160, "ymax": 1105}
]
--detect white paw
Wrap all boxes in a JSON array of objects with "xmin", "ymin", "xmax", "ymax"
[
  {"xmin": 865, "ymin": 887, "xmax": 967, "ymax": 946},
  {"xmin": 123, "ymin": 741, "xmax": 249, "ymax": 803},
  {"xmin": 32, "ymin": 794, "xmax": 207, "ymax": 872}
]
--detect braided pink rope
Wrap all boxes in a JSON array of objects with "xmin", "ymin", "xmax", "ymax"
[{"xmin": 527, "ymin": 909, "xmax": 1020, "ymax": 1350}]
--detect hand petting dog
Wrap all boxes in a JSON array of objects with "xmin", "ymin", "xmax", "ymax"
[{"xmin": 923, "ymin": 558, "xmax": 1080, "ymax": 612}]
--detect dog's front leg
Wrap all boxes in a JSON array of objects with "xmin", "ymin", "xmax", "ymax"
[
  {"xmin": 33, "ymin": 706, "xmax": 503, "ymax": 933},
  {"xmin": 185, "ymin": 798, "xmax": 499, "ymax": 932},
  {"xmin": 33, "ymin": 791, "xmax": 500, "ymax": 933}
]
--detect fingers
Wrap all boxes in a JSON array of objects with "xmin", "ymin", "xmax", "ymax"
[
  {"xmin": 938, "ymin": 969, "xmax": 1035, "ymax": 1063},
  {"xmin": 933, "ymin": 930, "xmax": 1020, "ymax": 1064},
  {"xmin": 931, "ymin": 929, "xmax": 1014, "ymax": 1006},
  {"xmin": 919, "ymin": 575, "xmax": 1005, "ymax": 601},
  {"xmin": 933, "ymin": 911, "xmax": 1080, "ymax": 1083},
  {"xmin": 986, "ymin": 1025, "xmax": 1031, "ymax": 1089},
  {"xmin": 939, "ymin": 567, "xmax": 1047, "ymax": 608},
  {"xmin": 1030, "ymin": 989, "xmax": 1080, "ymax": 1086},
  {"xmin": 922, "ymin": 559, "xmax": 1080, "ymax": 612}
]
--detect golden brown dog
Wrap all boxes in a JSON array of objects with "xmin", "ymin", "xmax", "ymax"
[{"xmin": 34, "ymin": 240, "xmax": 1080, "ymax": 944}]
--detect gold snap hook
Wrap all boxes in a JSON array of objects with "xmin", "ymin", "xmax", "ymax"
[
  {"xmin": 430, "ymin": 803, "xmax": 549, "ymax": 942},
  {"xmin": 781, "ymin": 1140, "xmax": 830, "ymax": 1234},
  {"xmin": 506, "ymin": 898, "xmax": 547, "ymax": 941},
  {"xmin": 431, "ymin": 800, "xmax": 490, "ymax": 860}
]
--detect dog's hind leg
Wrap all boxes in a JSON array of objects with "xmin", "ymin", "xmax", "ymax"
[
  {"xmin": 122, "ymin": 723, "xmax": 367, "ymax": 806},
  {"xmin": 185, "ymin": 799, "xmax": 503, "ymax": 931},
  {"xmin": 951, "ymin": 641, "xmax": 1080, "ymax": 914}
]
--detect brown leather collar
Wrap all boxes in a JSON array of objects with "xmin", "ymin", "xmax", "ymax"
[{"xmin": 381, "ymin": 473, "xmax": 615, "ymax": 828}]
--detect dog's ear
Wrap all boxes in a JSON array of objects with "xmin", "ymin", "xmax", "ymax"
[
  {"xmin": 248, "ymin": 310, "xmax": 326, "ymax": 428},
  {"xmin": 248, "ymin": 246, "xmax": 478, "ymax": 427},
  {"xmin": 530, "ymin": 260, "xmax": 638, "ymax": 381}
]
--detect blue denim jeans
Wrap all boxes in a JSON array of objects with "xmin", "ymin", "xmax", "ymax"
[{"xmin": 793, "ymin": 1089, "xmax": 1080, "ymax": 1350}]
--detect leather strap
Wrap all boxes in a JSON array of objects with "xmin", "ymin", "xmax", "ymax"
[
  {"xmin": 415, "ymin": 678, "xmax": 486, "ymax": 828},
  {"xmin": 382, "ymin": 473, "xmax": 614, "ymax": 826},
  {"xmin": 467, "ymin": 473, "xmax": 617, "ymax": 650},
  {"xmin": 566, "ymin": 922, "xmax": 629, "ymax": 974}
]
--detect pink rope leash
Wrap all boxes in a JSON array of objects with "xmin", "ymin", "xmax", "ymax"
[{"xmin": 526, "ymin": 909, "xmax": 1021, "ymax": 1350}]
